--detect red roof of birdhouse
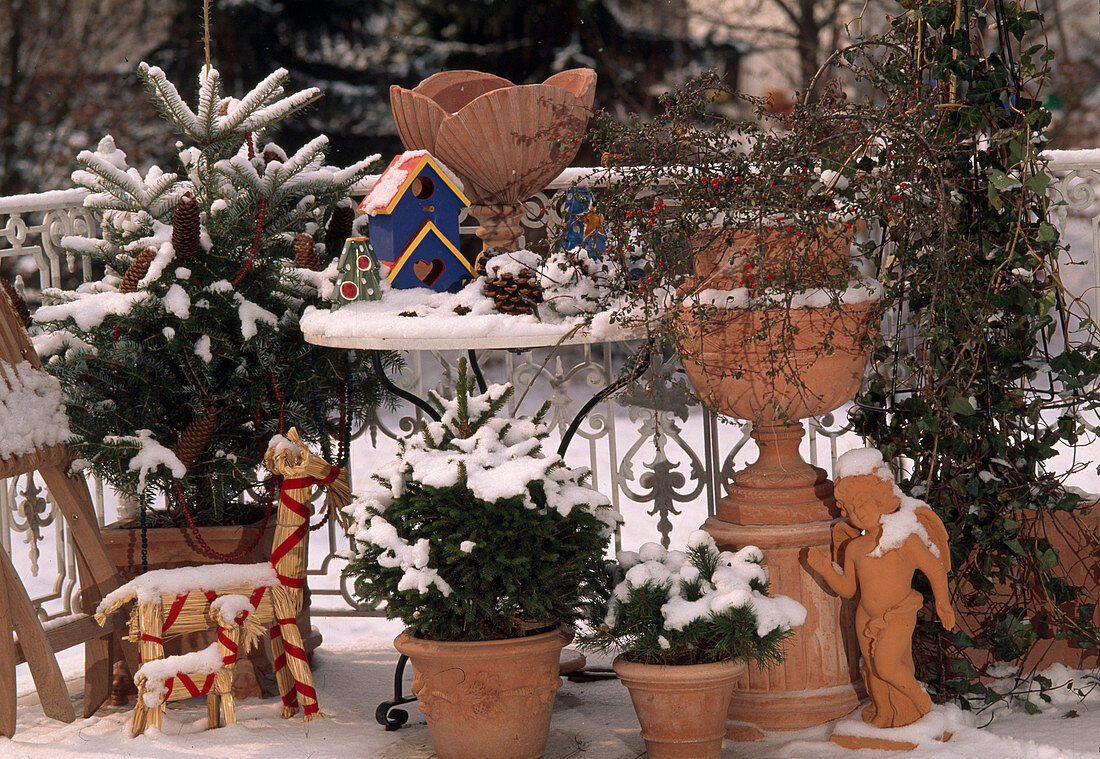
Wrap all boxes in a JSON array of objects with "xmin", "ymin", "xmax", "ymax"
[{"xmin": 357, "ymin": 151, "xmax": 470, "ymax": 216}]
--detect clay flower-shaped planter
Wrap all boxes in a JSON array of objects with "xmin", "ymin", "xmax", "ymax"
[{"xmin": 390, "ymin": 69, "xmax": 596, "ymax": 255}]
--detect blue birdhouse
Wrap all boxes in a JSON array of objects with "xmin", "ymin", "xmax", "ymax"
[{"xmin": 357, "ymin": 151, "xmax": 474, "ymax": 292}]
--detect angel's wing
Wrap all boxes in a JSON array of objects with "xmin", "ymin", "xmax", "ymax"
[{"xmin": 915, "ymin": 505, "xmax": 951, "ymax": 574}]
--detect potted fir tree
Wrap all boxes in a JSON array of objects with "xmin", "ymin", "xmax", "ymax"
[
  {"xmin": 343, "ymin": 358, "xmax": 617, "ymax": 759},
  {"xmin": 33, "ymin": 64, "xmax": 383, "ymax": 698},
  {"xmin": 34, "ymin": 63, "xmax": 382, "ymax": 564},
  {"xmin": 581, "ymin": 532, "xmax": 804, "ymax": 758}
]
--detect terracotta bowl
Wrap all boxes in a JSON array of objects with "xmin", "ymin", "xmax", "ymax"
[
  {"xmin": 676, "ymin": 300, "xmax": 879, "ymax": 423},
  {"xmin": 390, "ymin": 69, "xmax": 597, "ymax": 204}
]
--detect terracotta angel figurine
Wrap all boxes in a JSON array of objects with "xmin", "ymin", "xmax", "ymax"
[{"xmin": 804, "ymin": 448, "xmax": 955, "ymax": 729}]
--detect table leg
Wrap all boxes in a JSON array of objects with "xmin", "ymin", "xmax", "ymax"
[
  {"xmin": 371, "ymin": 351, "xmax": 440, "ymax": 422},
  {"xmin": 467, "ymin": 350, "xmax": 488, "ymax": 393},
  {"xmin": 375, "ymin": 654, "xmax": 416, "ymax": 731}
]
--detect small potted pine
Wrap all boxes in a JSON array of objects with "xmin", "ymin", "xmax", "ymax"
[
  {"xmin": 581, "ymin": 531, "xmax": 805, "ymax": 759},
  {"xmin": 342, "ymin": 358, "xmax": 618, "ymax": 759}
]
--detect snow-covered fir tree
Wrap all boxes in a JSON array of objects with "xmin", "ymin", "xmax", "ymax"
[{"xmin": 35, "ymin": 64, "xmax": 383, "ymax": 524}]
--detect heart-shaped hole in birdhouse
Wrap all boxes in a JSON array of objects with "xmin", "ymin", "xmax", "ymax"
[{"xmin": 413, "ymin": 258, "xmax": 445, "ymax": 287}]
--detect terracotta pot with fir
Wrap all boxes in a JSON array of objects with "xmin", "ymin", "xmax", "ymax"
[
  {"xmin": 581, "ymin": 531, "xmax": 805, "ymax": 759},
  {"xmin": 34, "ymin": 63, "xmax": 383, "ymax": 697},
  {"xmin": 343, "ymin": 358, "xmax": 617, "ymax": 759}
]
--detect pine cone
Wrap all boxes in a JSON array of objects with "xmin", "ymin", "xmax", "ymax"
[
  {"xmin": 484, "ymin": 271, "xmax": 543, "ymax": 316},
  {"xmin": 119, "ymin": 247, "xmax": 158, "ymax": 293},
  {"xmin": 174, "ymin": 407, "xmax": 219, "ymax": 470},
  {"xmin": 294, "ymin": 233, "xmax": 319, "ymax": 270},
  {"xmin": 262, "ymin": 146, "xmax": 286, "ymax": 164},
  {"xmin": 474, "ymin": 250, "xmax": 491, "ymax": 278},
  {"xmin": 0, "ymin": 279, "xmax": 32, "ymax": 329},
  {"xmin": 171, "ymin": 192, "xmax": 201, "ymax": 261},
  {"xmin": 325, "ymin": 203, "xmax": 355, "ymax": 258}
]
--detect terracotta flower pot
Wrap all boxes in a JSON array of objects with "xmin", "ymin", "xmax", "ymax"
[
  {"xmin": 613, "ymin": 657, "xmax": 746, "ymax": 759},
  {"xmin": 395, "ymin": 628, "xmax": 565, "ymax": 759},
  {"xmin": 690, "ymin": 222, "xmax": 857, "ymax": 293},
  {"xmin": 390, "ymin": 68, "xmax": 597, "ymax": 256},
  {"xmin": 101, "ymin": 519, "xmax": 275, "ymax": 580},
  {"xmin": 672, "ymin": 232, "xmax": 878, "ymax": 733}
]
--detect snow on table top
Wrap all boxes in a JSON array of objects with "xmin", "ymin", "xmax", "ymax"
[{"xmin": 300, "ymin": 278, "xmax": 645, "ymax": 350}]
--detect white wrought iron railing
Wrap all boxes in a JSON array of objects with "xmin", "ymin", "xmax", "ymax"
[{"xmin": 2, "ymin": 151, "xmax": 1098, "ymax": 620}]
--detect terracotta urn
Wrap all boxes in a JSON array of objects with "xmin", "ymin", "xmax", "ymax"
[
  {"xmin": 390, "ymin": 69, "xmax": 596, "ymax": 258},
  {"xmin": 613, "ymin": 657, "xmax": 746, "ymax": 759},
  {"xmin": 394, "ymin": 627, "xmax": 565, "ymax": 759},
  {"xmin": 673, "ymin": 229, "xmax": 880, "ymax": 735}
]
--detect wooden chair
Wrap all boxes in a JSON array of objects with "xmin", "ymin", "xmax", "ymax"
[
  {"xmin": 95, "ymin": 429, "xmax": 349, "ymax": 735},
  {"xmin": 0, "ymin": 285, "xmax": 126, "ymax": 735}
]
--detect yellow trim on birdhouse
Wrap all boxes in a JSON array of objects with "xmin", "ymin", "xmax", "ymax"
[
  {"xmin": 377, "ymin": 154, "xmax": 471, "ymax": 216},
  {"xmin": 387, "ymin": 221, "xmax": 476, "ymax": 283}
]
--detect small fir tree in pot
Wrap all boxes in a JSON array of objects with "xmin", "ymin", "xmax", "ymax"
[
  {"xmin": 343, "ymin": 358, "xmax": 617, "ymax": 759},
  {"xmin": 580, "ymin": 532, "xmax": 804, "ymax": 759},
  {"xmin": 35, "ymin": 64, "xmax": 386, "ymax": 543}
]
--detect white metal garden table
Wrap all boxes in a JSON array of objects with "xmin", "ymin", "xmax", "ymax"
[{"xmin": 301, "ymin": 305, "xmax": 647, "ymax": 727}]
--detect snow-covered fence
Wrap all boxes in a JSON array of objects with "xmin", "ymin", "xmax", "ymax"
[{"xmin": 2, "ymin": 151, "xmax": 1099, "ymax": 621}]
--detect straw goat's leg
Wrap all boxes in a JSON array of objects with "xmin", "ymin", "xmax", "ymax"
[{"xmin": 272, "ymin": 584, "xmax": 320, "ymax": 719}]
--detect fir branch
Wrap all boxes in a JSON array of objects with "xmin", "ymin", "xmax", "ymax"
[
  {"xmin": 138, "ymin": 64, "xmax": 200, "ymax": 138},
  {"xmin": 194, "ymin": 66, "xmax": 221, "ymax": 144}
]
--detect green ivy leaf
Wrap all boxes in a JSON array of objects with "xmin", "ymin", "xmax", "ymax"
[
  {"xmin": 949, "ymin": 395, "xmax": 976, "ymax": 416},
  {"xmin": 987, "ymin": 182, "xmax": 1003, "ymax": 211},
  {"xmin": 1026, "ymin": 172, "xmax": 1051, "ymax": 195},
  {"xmin": 988, "ymin": 169, "xmax": 1022, "ymax": 191}
]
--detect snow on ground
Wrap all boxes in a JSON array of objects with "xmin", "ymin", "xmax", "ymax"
[{"xmin": 5, "ymin": 616, "xmax": 1099, "ymax": 759}]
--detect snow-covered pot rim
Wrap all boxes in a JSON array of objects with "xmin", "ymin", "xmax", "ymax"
[
  {"xmin": 680, "ymin": 276, "xmax": 884, "ymax": 312},
  {"xmin": 612, "ymin": 654, "xmax": 746, "ymax": 682},
  {"xmin": 394, "ymin": 625, "xmax": 568, "ymax": 653}
]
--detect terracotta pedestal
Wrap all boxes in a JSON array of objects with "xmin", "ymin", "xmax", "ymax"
[
  {"xmin": 702, "ymin": 421, "xmax": 863, "ymax": 736},
  {"xmin": 468, "ymin": 202, "xmax": 525, "ymax": 261}
]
